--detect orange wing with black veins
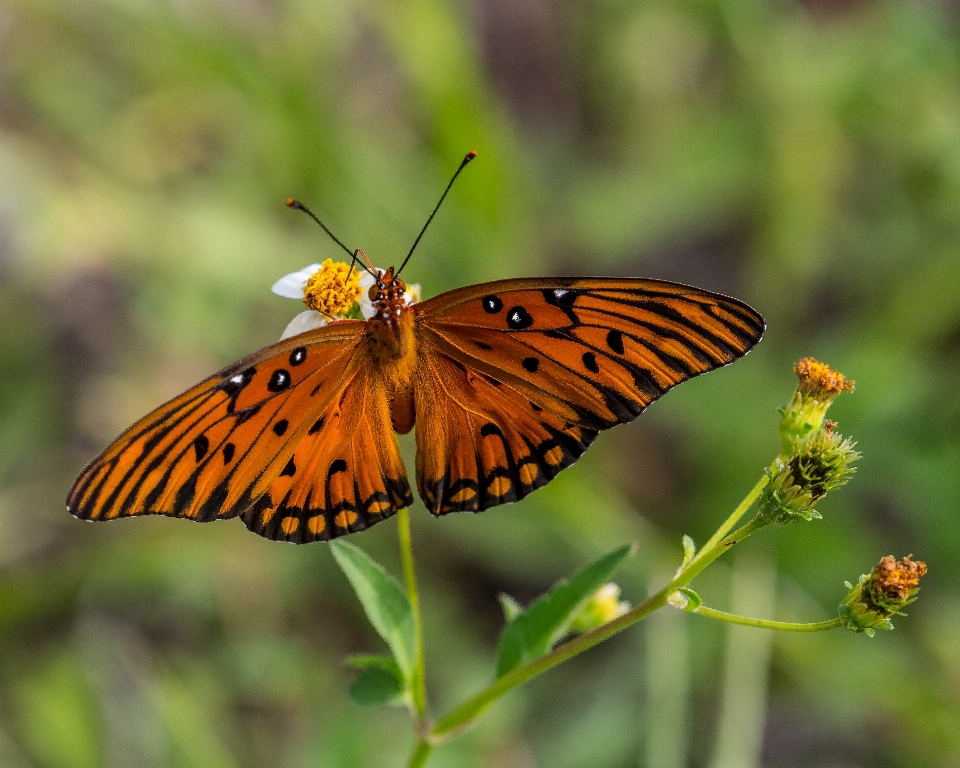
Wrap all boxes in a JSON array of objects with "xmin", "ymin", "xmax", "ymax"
[
  {"xmin": 412, "ymin": 277, "xmax": 764, "ymax": 514},
  {"xmin": 69, "ymin": 321, "xmax": 412, "ymax": 540}
]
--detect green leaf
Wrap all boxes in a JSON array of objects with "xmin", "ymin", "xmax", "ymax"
[
  {"xmin": 498, "ymin": 593, "xmax": 523, "ymax": 622},
  {"xmin": 346, "ymin": 656, "xmax": 407, "ymax": 707},
  {"xmin": 495, "ymin": 544, "xmax": 636, "ymax": 678},
  {"xmin": 330, "ymin": 541, "xmax": 416, "ymax": 683}
]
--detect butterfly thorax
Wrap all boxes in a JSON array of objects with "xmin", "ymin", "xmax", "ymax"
[{"xmin": 363, "ymin": 267, "xmax": 418, "ymax": 433}]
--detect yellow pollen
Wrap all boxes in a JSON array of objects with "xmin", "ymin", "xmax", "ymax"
[{"xmin": 302, "ymin": 258, "xmax": 362, "ymax": 317}]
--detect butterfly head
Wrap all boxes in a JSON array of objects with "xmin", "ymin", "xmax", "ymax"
[{"xmin": 366, "ymin": 263, "xmax": 411, "ymax": 320}]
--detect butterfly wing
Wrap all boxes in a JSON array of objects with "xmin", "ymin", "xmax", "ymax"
[
  {"xmin": 240, "ymin": 362, "xmax": 413, "ymax": 543},
  {"xmin": 68, "ymin": 321, "xmax": 412, "ymax": 540},
  {"xmin": 412, "ymin": 277, "xmax": 764, "ymax": 514}
]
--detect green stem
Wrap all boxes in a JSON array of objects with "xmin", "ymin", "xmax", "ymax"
[
  {"xmin": 692, "ymin": 605, "xmax": 844, "ymax": 632},
  {"xmin": 689, "ymin": 475, "xmax": 767, "ymax": 566},
  {"xmin": 406, "ymin": 739, "xmax": 433, "ymax": 768},
  {"xmin": 397, "ymin": 507, "xmax": 428, "ymax": 725},
  {"xmin": 429, "ymin": 515, "xmax": 766, "ymax": 742}
]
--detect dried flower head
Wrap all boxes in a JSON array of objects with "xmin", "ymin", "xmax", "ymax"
[
  {"xmin": 779, "ymin": 358, "xmax": 855, "ymax": 455},
  {"xmin": 839, "ymin": 555, "xmax": 927, "ymax": 636},
  {"xmin": 794, "ymin": 357, "xmax": 855, "ymax": 399}
]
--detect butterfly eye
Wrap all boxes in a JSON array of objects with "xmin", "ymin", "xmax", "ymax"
[
  {"xmin": 368, "ymin": 284, "xmax": 379, "ymax": 301},
  {"xmin": 396, "ymin": 278, "xmax": 407, "ymax": 292}
]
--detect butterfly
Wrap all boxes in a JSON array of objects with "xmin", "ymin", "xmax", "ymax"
[{"xmin": 68, "ymin": 154, "xmax": 764, "ymax": 543}]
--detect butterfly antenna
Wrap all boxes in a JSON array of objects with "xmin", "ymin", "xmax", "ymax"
[
  {"xmin": 286, "ymin": 198, "xmax": 354, "ymax": 259},
  {"xmin": 396, "ymin": 150, "xmax": 477, "ymax": 277}
]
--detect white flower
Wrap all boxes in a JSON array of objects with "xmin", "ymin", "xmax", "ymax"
[{"xmin": 271, "ymin": 260, "xmax": 419, "ymax": 340}]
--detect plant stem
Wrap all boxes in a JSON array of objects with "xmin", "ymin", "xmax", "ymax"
[
  {"xmin": 397, "ymin": 507, "xmax": 428, "ymax": 725},
  {"xmin": 692, "ymin": 606, "xmax": 844, "ymax": 632},
  {"xmin": 689, "ymin": 476, "xmax": 767, "ymax": 567},
  {"xmin": 429, "ymin": 516, "xmax": 765, "ymax": 742},
  {"xmin": 407, "ymin": 739, "xmax": 433, "ymax": 768}
]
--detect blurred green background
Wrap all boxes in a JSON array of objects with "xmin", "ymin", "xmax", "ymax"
[{"xmin": 1, "ymin": 0, "xmax": 959, "ymax": 765}]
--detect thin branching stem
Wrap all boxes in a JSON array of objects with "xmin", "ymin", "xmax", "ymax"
[
  {"xmin": 397, "ymin": 507, "xmax": 428, "ymax": 725},
  {"xmin": 428, "ymin": 515, "xmax": 767, "ymax": 743},
  {"xmin": 407, "ymin": 739, "xmax": 433, "ymax": 768},
  {"xmin": 691, "ymin": 606, "xmax": 844, "ymax": 632},
  {"xmin": 689, "ymin": 476, "xmax": 767, "ymax": 566}
]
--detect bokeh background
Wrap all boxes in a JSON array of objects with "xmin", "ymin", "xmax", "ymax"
[{"xmin": 2, "ymin": 0, "xmax": 959, "ymax": 765}]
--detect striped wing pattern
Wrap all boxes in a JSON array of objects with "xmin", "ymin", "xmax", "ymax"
[
  {"xmin": 413, "ymin": 277, "xmax": 764, "ymax": 515},
  {"xmin": 67, "ymin": 323, "xmax": 380, "ymax": 533},
  {"xmin": 241, "ymin": 365, "xmax": 413, "ymax": 543},
  {"xmin": 68, "ymin": 275, "xmax": 763, "ymax": 542}
]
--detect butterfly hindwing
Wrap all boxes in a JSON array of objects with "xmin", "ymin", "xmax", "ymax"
[
  {"xmin": 67, "ymin": 322, "xmax": 368, "ymax": 525},
  {"xmin": 241, "ymin": 366, "xmax": 413, "ymax": 543},
  {"xmin": 413, "ymin": 277, "xmax": 764, "ymax": 514},
  {"xmin": 413, "ymin": 344, "xmax": 598, "ymax": 514}
]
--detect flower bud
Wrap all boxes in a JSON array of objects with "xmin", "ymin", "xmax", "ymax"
[
  {"xmin": 779, "ymin": 358, "xmax": 854, "ymax": 455},
  {"xmin": 569, "ymin": 583, "xmax": 630, "ymax": 634},
  {"xmin": 839, "ymin": 555, "xmax": 927, "ymax": 636},
  {"xmin": 757, "ymin": 427, "xmax": 859, "ymax": 525}
]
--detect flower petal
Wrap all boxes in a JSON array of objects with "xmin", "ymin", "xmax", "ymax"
[
  {"xmin": 272, "ymin": 264, "xmax": 321, "ymax": 299},
  {"xmin": 280, "ymin": 309, "xmax": 327, "ymax": 340},
  {"xmin": 357, "ymin": 269, "xmax": 378, "ymax": 319}
]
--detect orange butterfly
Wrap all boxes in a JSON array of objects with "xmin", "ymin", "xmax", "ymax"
[{"xmin": 68, "ymin": 153, "xmax": 764, "ymax": 543}]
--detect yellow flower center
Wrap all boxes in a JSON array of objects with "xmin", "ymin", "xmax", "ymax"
[{"xmin": 302, "ymin": 259, "xmax": 362, "ymax": 317}]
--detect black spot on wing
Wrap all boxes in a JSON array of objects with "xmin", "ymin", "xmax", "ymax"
[
  {"xmin": 480, "ymin": 423, "xmax": 502, "ymax": 438},
  {"xmin": 268, "ymin": 369, "xmax": 291, "ymax": 392},
  {"xmin": 193, "ymin": 435, "xmax": 209, "ymax": 462},
  {"xmin": 483, "ymin": 295, "xmax": 503, "ymax": 313},
  {"xmin": 506, "ymin": 306, "xmax": 534, "ymax": 330},
  {"xmin": 543, "ymin": 288, "xmax": 580, "ymax": 323},
  {"xmin": 606, "ymin": 329, "xmax": 624, "ymax": 354}
]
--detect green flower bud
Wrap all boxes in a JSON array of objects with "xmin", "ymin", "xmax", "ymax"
[
  {"xmin": 839, "ymin": 555, "xmax": 927, "ymax": 636},
  {"xmin": 569, "ymin": 583, "xmax": 630, "ymax": 634},
  {"xmin": 757, "ymin": 427, "xmax": 859, "ymax": 525},
  {"xmin": 779, "ymin": 358, "xmax": 854, "ymax": 456}
]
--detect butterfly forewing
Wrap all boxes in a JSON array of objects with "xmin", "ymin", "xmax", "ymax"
[
  {"xmin": 413, "ymin": 277, "xmax": 764, "ymax": 514},
  {"xmin": 68, "ymin": 322, "xmax": 367, "ymax": 524}
]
